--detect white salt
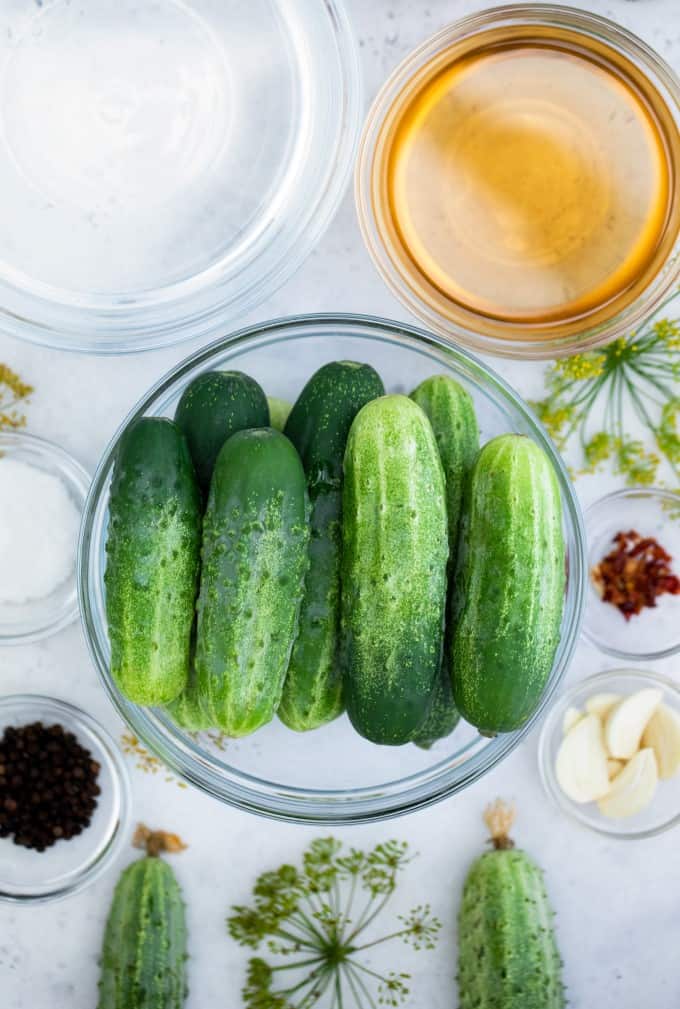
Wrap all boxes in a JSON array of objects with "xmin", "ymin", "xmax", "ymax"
[{"xmin": 0, "ymin": 458, "xmax": 81, "ymax": 604}]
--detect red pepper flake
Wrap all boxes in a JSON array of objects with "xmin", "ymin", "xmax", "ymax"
[{"xmin": 592, "ymin": 529, "xmax": 680, "ymax": 620}]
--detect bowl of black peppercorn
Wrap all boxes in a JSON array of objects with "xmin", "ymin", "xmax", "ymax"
[{"xmin": 0, "ymin": 695, "xmax": 131, "ymax": 902}]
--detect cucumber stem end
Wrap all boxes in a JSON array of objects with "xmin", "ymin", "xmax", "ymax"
[
  {"xmin": 132, "ymin": 823, "xmax": 188, "ymax": 858},
  {"xmin": 483, "ymin": 799, "xmax": 516, "ymax": 850}
]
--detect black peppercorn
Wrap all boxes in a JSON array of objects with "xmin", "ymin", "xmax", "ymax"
[{"xmin": 0, "ymin": 721, "xmax": 101, "ymax": 852}]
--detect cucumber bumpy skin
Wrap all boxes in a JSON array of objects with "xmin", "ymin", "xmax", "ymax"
[
  {"xmin": 279, "ymin": 361, "xmax": 384, "ymax": 732},
  {"xmin": 165, "ymin": 658, "xmax": 214, "ymax": 733},
  {"xmin": 451, "ymin": 433, "xmax": 566, "ymax": 734},
  {"xmin": 410, "ymin": 374, "xmax": 479, "ymax": 748},
  {"xmin": 97, "ymin": 856, "xmax": 188, "ymax": 1009},
  {"xmin": 174, "ymin": 370, "xmax": 269, "ymax": 494},
  {"xmin": 341, "ymin": 394, "xmax": 449, "ymax": 745},
  {"xmin": 166, "ymin": 688, "xmax": 212, "ymax": 732},
  {"xmin": 410, "ymin": 374, "xmax": 479, "ymax": 551},
  {"xmin": 457, "ymin": 802, "xmax": 565, "ymax": 1009},
  {"xmin": 195, "ymin": 428, "xmax": 309, "ymax": 737},
  {"xmin": 105, "ymin": 418, "xmax": 202, "ymax": 706},
  {"xmin": 411, "ymin": 669, "xmax": 460, "ymax": 750},
  {"xmin": 277, "ymin": 485, "xmax": 344, "ymax": 731}
]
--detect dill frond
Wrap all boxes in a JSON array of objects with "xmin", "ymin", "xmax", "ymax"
[
  {"xmin": 531, "ymin": 291, "xmax": 680, "ymax": 485},
  {"xmin": 227, "ymin": 837, "xmax": 441, "ymax": 1009}
]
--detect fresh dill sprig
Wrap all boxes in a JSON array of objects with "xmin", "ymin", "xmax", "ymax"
[
  {"xmin": 227, "ymin": 837, "xmax": 441, "ymax": 1009},
  {"xmin": 531, "ymin": 291, "xmax": 680, "ymax": 486},
  {"xmin": 0, "ymin": 363, "xmax": 33, "ymax": 431}
]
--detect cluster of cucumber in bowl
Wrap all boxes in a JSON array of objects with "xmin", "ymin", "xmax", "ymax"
[{"xmin": 79, "ymin": 316, "xmax": 585, "ymax": 823}]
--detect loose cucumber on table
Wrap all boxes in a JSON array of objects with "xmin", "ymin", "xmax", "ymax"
[
  {"xmin": 105, "ymin": 418, "xmax": 201, "ymax": 706},
  {"xmin": 410, "ymin": 375, "xmax": 480, "ymax": 748},
  {"xmin": 98, "ymin": 850, "xmax": 188, "ymax": 1009},
  {"xmin": 174, "ymin": 370, "xmax": 269, "ymax": 494},
  {"xmin": 341, "ymin": 394, "xmax": 449, "ymax": 745},
  {"xmin": 451, "ymin": 433, "xmax": 566, "ymax": 734},
  {"xmin": 195, "ymin": 428, "xmax": 309, "ymax": 737},
  {"xmin": 458, "ymin": 801, "xmax": 565, "ymax": 1009},
  {"xmin": 279, "ymin": 361, "xmax": 384, "ymax": 732}
]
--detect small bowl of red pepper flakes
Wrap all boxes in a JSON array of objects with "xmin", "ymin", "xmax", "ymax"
[{"xmin": 583, "ymin": 487, "xmax": 680, "ymax": 660}]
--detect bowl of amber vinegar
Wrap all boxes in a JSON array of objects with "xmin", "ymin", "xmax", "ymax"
[{"xmin": 357, "ymin": 5, "xmax": 680, "ymax": 358}]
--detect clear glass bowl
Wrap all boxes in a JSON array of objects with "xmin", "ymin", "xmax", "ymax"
[
  {"xmin": 583, "ymin": 488, "xmax": 680, "ymax": 661},
  {"xmin": 0, "ymin": 0, "xmax": 360, "ymax": 353},
  {"xmin": 0, "ymin": 695, "xmax": 131, "ymax": 903},
  {"xmin": 355, "ymin": 4, "xmax": 680, "ymax": 360},
  {"xmin": 0, "ymin": 432, "xmax": 90, "ymax": 645},
  {"xmin": 538, "ymin": 669, "xmax": 680, "ymax": 840},
  {"xmin": 78, "ymin": 314, "xmax": 586, "ymax": 823}
]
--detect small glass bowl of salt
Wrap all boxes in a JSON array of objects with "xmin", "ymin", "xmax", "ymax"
[{"xmin": 0, "ymin": 432, "xmax": 89, "ymax": 644}]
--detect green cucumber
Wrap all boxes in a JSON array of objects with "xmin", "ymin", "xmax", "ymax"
[
  {"xmin": 195, "ymin": 428, "xmax": 309, "ymax": 737},
  {"xmin": 165, "ymin": 653, "xmax": 213, "ymax": 733},
  {"xmin": 410, "ymin": 375, "xmax": 479, "ymax": 550},
  {"xmin": 458, "ymin": 801, "xmax": 565, "ymax": 1009},
  {"xmin": 267, "ymin": 396, "xmax": 293, "ymax": 432},
  {"xmin": 284, "ymin": 361, "xmax": 384, "ymax": 482},
  {"xmin": 277, "ymin": 486, "xmax": 344, "ymax": 731},
  {"xmin": 412, "ymin": 670, "xmax": 460, "ymax": 750},
  {"xmin": 105, "ymin": 418, "xmax": 201, "ymax": 706},
  {"xmin": 341, "ymin": 395, "xmax": 449, "ymax": 745},
  {"xmin": 410, "ymin": 374, "xmax": 479, "ymax": 748},
  {"xmin": 451, "ymin": 434, "xmax": 566, "ymax": 734},
  {"xmin": 97, "ymin": 855, "xmax": 188, "ymax": 1009},
  {"xmin": 279, "ymin": 361, "xmax": 384, "ymax": 732},
  {"xmin": 174, "ymin": 371, "xmax": 269, "ymax": 494},
  {"xmin": 166, "ymin": 686, "xmax": 212, "ymax": 732}
]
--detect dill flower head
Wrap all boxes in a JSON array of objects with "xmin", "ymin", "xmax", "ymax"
[
  {"xmin": 533, "ymin": 299, "xmax": 680, "ymax": 486},
  {"xmin": 228, "ymin": 837, "xmax": 441, "ymax": 1009},
  {"xmin": 652, "ymin": 317, "xmax": 680, "ymax": 348},
  {"xmin": 554, "ymin": 352, "xmax": 605, "ymax": 381}
]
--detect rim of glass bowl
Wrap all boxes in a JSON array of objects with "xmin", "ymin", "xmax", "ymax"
[
  {"xmin": 355, "ymin": 3, "xmax": 680, "ymax": 361},
  {"xmin": 582, "ymin": 487, "xmax": 680, "ymax": 661},
  {"xmin": 0, "ymin": 1, "xmax": 361, "ymax": 355},
  {"xmin": 0, "ymin": 431, "xmax": 91, "ymax": 645},
  {"xmin": 538, "ymin": 668, "xmax": 680, "ymax": 840},
  {"xmin": 0, "ymin": 695, "xmax": 132, "ymax": 903},
  {"xmin": 78, "ymin": 313, "xmax": 586, "ymax": 824}
]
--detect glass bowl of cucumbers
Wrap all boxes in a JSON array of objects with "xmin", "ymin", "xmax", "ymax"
[{"xmin": 79, "ymin": 313, "xmax": 586, "ymax": 823}]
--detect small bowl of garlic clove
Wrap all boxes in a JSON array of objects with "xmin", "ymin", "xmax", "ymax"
[{"xmin": 538, "ymin": 669, "xmax": 680, "ymax": 839}]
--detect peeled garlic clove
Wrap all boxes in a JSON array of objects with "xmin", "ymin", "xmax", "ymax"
[
  {"xmin": 641, "ymin": 704, "xmax": 680, "ymax": 780},
  {"xmin": 604, "ymin": 688, "xmax": 663, "ymax": 759},
  {"xmin": 607, "ymin": 758, "xmax": 625, "ymax": 779},
  {"xmin": 555, "ymin": 714, "xmax": 610, "ymax": 803},
  {"xmin": 562, "ymin": 706, "xmax": 583, "ymax": 736},
  {"xmin": 598, "ymin": 748, "xmax": 658, "ymax": 819},
  {"xmin": 585, "ymin": 692, "xmax": 621, "ymax": 720}
]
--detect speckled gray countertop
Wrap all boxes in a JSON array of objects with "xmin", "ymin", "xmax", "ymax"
[{"xmin": 2, "ymin": 1, "xmax": 680, "ymax": 1007}]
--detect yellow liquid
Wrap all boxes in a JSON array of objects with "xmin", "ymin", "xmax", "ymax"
[{"xmin": 381, "ymin": 29, "xmax": 680, "ymax": 337}]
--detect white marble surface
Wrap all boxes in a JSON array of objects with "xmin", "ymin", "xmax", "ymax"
[{"xmin": 2, "ymin": 1, "xmax": 680, "ymax": 1006}]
